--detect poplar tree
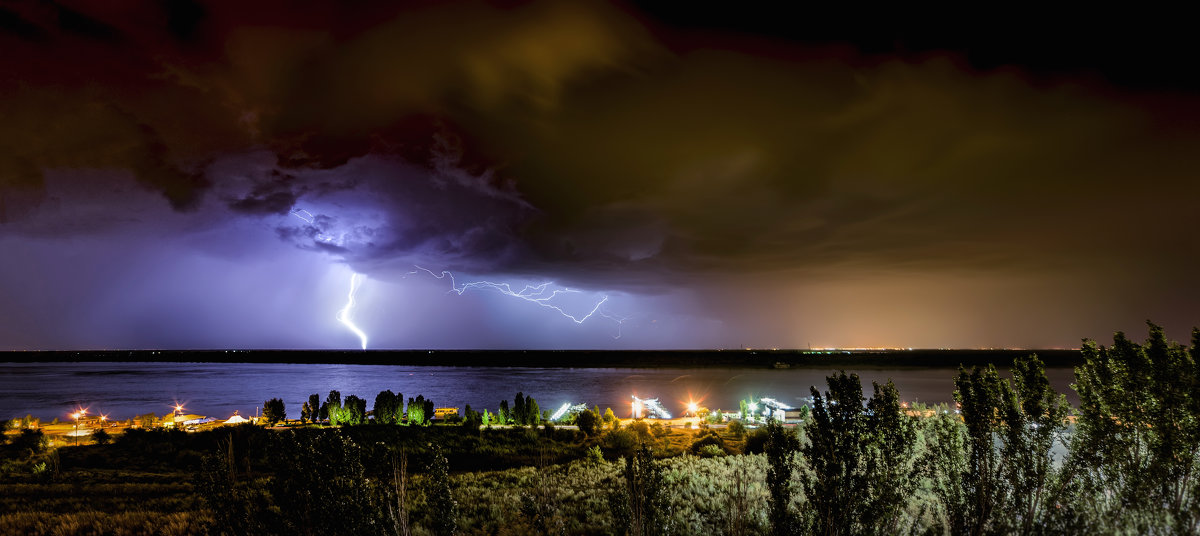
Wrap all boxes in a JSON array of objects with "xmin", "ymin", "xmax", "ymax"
[
  {"xmin": 374, "ymin": 390, "xmax": 397, "ymax": 425},
  {"xmin": 765, "ymin": 418, "xmax": 800, "ymax": 535},
  {"xmin": 1067, "ymin": 323, "xmax": 1200, "ymax": 533},
  {"xmin": 307, "ymin": 394, "xmax": 321, "ymax": 423}
]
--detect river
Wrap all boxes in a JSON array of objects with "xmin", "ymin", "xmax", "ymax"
[{"xmin": 0, "ymin": 361, "xmax": 1080, "ymax": 421}]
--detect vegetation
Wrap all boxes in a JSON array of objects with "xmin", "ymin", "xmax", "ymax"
[
  {"xmin": 1066, "ymin": 323, "xmax": 1200, "ymax": 534},
  {"xmin": 374, "ymin": 389, "xmax": 402, "ymax": 425},
  {"xmin": 2, "ymin": 323, "xmax": 1197, "ymax": 535},
  {"xmin": 261, "ymin": 398, "xmax": 285, "ymax": 426}
]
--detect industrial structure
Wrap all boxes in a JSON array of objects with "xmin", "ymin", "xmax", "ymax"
[{"xmin": 631, "ymin": 396, "xmax": 672, "ymax": 419}]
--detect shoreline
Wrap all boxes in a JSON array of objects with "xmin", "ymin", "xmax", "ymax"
[{"xmin": 0, "ymin": 348, "xmax": 1083, "ymax": 368}]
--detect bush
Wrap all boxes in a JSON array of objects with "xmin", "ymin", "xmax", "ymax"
[
  {"xmin": 262, "ymin": 398, "xmax": 285, "ymax": 426},
  {"xmin": 742, "ymin": 427, "xmax": 768, "ymax": 454},
  {"xmin": 727, "ymin": 420, "xmax": 747, "ymax": 438},
  {"xmin": 689, "ymin": 430, "xmax": 727, "ymax": 456},
  {"xmin": 586, "ymin": 445, "xmax": 605, "ymax": 465},
  {"xmin": 10, "ymin": 429, "xmax": 46, "ymax": 457},
  {"xmin": 575, "ymin": 409, "xmax": 599, "ymax": 437},
  {"xmin": 603, "ymin": 430, "xmax": 638, "ymax": 457},
  {"xmin": 91, "ymin": 429, "xmax": 112, "ymax": 445}
]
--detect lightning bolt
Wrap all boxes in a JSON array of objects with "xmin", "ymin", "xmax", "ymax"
[
  {"xmin": 290, "ymin": 208, "xmax": 336, "ymax": 243},
  {"xmin": 337, "ymin": 272, "xmax": 369, "ymax": 350},
  {"xmin": 411, "ymin": 266, "xmax": 625, "ymax": 334},
  {"xmin": 289, "ymin": 208, "xmax": 315, "ymax": 223}
]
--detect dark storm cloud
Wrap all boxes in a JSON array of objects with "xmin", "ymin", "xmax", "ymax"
[{"xmin": 0, "ymin": 0, "xmax": 1197, "ymax": 349}]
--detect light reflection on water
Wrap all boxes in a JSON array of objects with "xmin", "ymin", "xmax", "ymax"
[{"xmin": 0, "ymin": 362, "xmax": 1079, "ymax": 421}]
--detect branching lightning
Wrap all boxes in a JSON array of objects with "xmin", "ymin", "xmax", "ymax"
[
  {"xmin": 337, "ymin": 272, "xmax": 369, "ymax": 350},
  {"xmin": 290, "ymin": 208, "xmax": 335, "ymax": 243},
  {"xmin": 289, "ymin": 208, "xmax": 315, "ymax": 223},
  {"xmin": 411, "ymin": 266, "xmax": 627, "ymax": 337}
]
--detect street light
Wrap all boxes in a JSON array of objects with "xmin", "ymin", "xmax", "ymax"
[{"xmin": 70, "ymin": 408, "xmax": 87, "ymax": 446}]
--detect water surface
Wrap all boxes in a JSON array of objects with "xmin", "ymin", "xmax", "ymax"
[{"xmin": 0, "ymin": 361, "xmax": 1078, "ymax": 421}]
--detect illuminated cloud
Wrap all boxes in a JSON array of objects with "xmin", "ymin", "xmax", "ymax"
[{"xmin": 0, "ymin": 1, "xmax": 1196, "ymax": 349}]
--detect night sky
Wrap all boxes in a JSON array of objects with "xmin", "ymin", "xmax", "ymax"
[{"xmin": 1, "ymin": 1, "xmax": 1197, "ymax": 350}]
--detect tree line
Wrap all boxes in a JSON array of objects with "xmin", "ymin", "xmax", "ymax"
[
  {"xmin": 259, "ymin": 390, "xmax": 553, "ymax": 429},
  {"xmin": 745, "ymin": 322, "xmax": 1200, "ymax": 535}
]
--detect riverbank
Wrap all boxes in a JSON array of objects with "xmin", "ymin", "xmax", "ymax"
[{"xmin": 0, "ymin": 348, "xmax": 1083, "ymax": 368}]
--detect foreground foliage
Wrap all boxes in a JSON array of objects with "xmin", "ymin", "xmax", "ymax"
[{"xmin": 2, "ymin": 323, "xmax": 1197, "ymax": 535}]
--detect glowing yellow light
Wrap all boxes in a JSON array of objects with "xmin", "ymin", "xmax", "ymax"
[{"xmin": 687, "ymin": 402, "xmax": 699, "ymax": 414}]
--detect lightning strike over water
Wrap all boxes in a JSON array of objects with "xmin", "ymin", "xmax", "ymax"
[
  {"xmin": 411, "ymin": 266, "xmax": 626, "ymax": 337},
  {"xmin": 337, "ymin": 273, "xmax": 369, "ymax": 350}
]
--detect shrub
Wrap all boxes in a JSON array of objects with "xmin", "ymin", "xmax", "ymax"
[
  {"xmin": 742, "ymin": 427, "xmax": 768, "ymax": 454},
  {"xmin": 586, "ymin": 445, "xmax": 605, "ymax": 465},
  {"xmin": 727, "ymin": 420, "xmax": 747, "ymax": 438},
  {"xmin": 91, "ymin": 429, "xmax": 112, "ymax": 445},
  {"xmin": 262, "ymin": 398, "xmax": 285, "ymax": 426},
  {"xmin": 689, "ymin": 430, "xmax": 727, "ymax": 456},
  {"xmin": 604, "ymin": 430, "xmax": 638, "ymax": 457},
  {"xmin": 697, "ymin": 444, "xmax": 726, "ymax": 458},
  {"xmin": 575, "ymin": 409, "xmax": 599, "ymax": 437}
]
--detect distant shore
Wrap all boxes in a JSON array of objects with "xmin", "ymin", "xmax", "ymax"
[{"xmin": 0, "ymin": 348, "xmax": 1083, "ymax": 368}]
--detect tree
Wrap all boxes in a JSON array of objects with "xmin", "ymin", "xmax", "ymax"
[
  {"xmin": 766, "ymin": 419, "xmax": 801, "ymax": 536},
  {"xmin": 308, "ymin": 394, "xmax": 321, "ymax": 422},
  {"xmin": 374, "ymin": 390, "xmax": 398, "ymax": 424},
  {"xmin": 407, "ymin": 397, "xmax": 426, "ymax": 426},
  {"xmin": 324, "ymin": 390, "xmax": 342, "ymax": 425},
  {"xmin": 739, "ymin": 399, "xmax": 749, "ymax": 421},
  {"xmin": 91, "ymin": 428, "xmax": 112, "ymax": 445},
  {"xmin": 11, "ymin": 428, "xmax": 46, "ymax": 457},
  {"xmin": 481, "ymin": 409, "xmax": 492, "ymax": 428},
  {"xmin": 268, "ymin": 430, "xmax": 387, "ymax": 534},
  {"xmin": 948, "ymin": 364, "xmax": 1012, "ymax": 536},
  {"xmin": 926, "ymin": 357, "xmax": 1072, "ymax": 536},
  {"xmin": 1067, "ymin": 323, "xmax": 1200, "ymax": 533},
  {"xmin": 426, "ymin": 443, "xmax": 458, "ymax": 536},
  {"xmin": 1003, "ymin": 354, "xmax": 1070, "ymax": 535},
  {"xmin": 924, "ymin": 410, "xmax": 971, "ymax": 534},
  {"xmin": 610, "ymin": 443, "xmax": 671, "ymax": 536},
  {"xmin": 862, "ymin": 379, "xmax": 920, "ymax": 534},
  {"xmin": 300, "ymin": 401, "xmax": 312, "ymax": 424},
  {"xmin": 803, "ymin": 372, "xmax": 921, "ymax": 535},
  {"xmin": 499, "ymin": 400, "xmax": 510, "ymax": 425},
  {"xmin": 262, "ymin": 398, "xmax": 286, "ymax": 426},
  {"xmin": 423, "ymin": 398, "xmax": 435, "ymax": 425},
  {"xmin": 575, "ymin": 408, "xmax": 599, "ymax": 436},
  {"xmin": 603, "ymin": 407, "xmax": 618, "ymax": 428},
  {"xmin": 526, "ymin": 397, "xmax": 541, "ymax": 428},
  {"xmin": 514, "ymin": 393, "xmax": 526, "ymax": 425},
  {"xmin": 344, "ymin": 395, "xmax": 367, "ymax": 425},
  {"xmin": 803, "ymin": 372, "xmax": 867, "ymax": 536}
]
